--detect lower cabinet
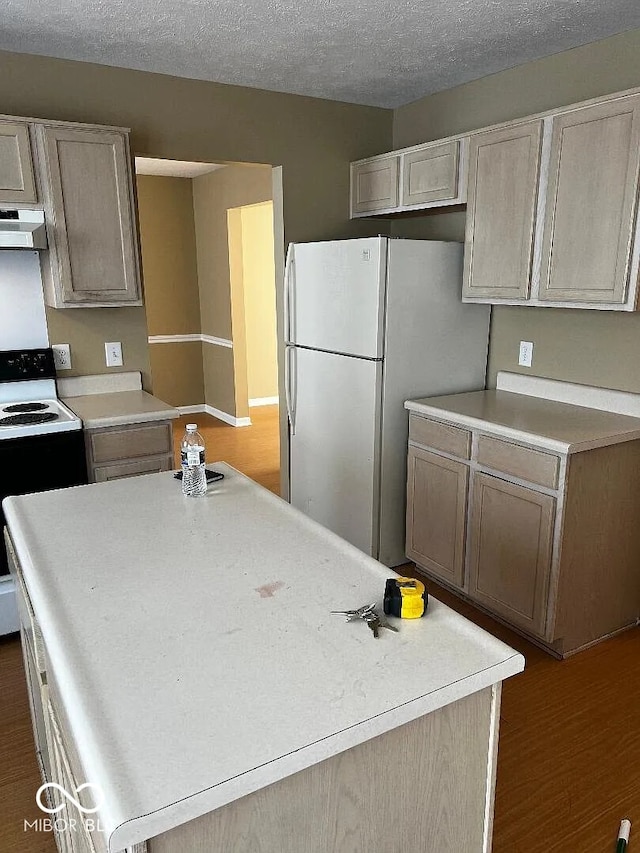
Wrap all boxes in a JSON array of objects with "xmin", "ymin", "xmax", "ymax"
[
  {"xmin": 406, "ymin": 445, "xmax": 468, "ymax": 587},
  {"xmin": 406, "ymin": 412, "xmax": 640, "ymax": 655},
  {"xmin": 43, "ymin": 693, "xmax": 99, "ymax": 853},
  {"xmin": 467, "ymin": 473, "xmax": 555, "ymax": 638},
  {"xmin": 85, "ymin": 420, "xmax": 174, "ymax": 483}
]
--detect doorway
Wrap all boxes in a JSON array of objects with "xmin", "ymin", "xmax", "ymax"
[{"xmin": 134, "ymin": 157, "xmax": 281, "ymax": 492}]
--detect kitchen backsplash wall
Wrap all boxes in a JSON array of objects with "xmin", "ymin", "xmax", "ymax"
[
  {"xmin": 0, "ymin": 252, "xmax": 48, "ymax": 349},
  {"xmin": 391, "ymin": 27, "xmax": 640, "ymax": 394},
  {"xmin": 45, "ymin": 306, "xmax": 152, "ymax": 389}
]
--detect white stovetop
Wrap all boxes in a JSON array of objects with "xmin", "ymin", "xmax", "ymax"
[{"xmin": 4, "ymin": 466, "xmax": 523, "ymax": 851}]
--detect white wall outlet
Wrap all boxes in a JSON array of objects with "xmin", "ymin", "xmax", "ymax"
[
  {"xmin": 52, "ymin": 344, "xmax": 72, "ymax": 370},
  {"xmin": 518, "ymin": 340, "xmax": 534, "ymax": 368},
  {"xmin": 105, "ymin": 341, "xmax": 123, "ymax": 367}
]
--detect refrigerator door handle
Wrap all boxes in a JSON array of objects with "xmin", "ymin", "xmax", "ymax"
[
  {"xmin": 284, "ymin": 344, "xmax": 297, "ymax": 435},
  {"xmin": 283, "ymin": 242, "xmax": 294, "ymax": 344}
]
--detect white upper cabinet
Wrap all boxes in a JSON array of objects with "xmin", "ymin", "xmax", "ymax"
[
  {"xmin": 538, "ymin": 94, "xmax": 640, "ymax": 307},
  {"xmin": 0, "ymin": 120, "xmax": 37, "ymax": 204}
]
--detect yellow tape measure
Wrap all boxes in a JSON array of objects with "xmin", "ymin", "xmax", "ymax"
[{"xmin": 383, "ymin": 576, "xmax": 428, "ymax": 619}]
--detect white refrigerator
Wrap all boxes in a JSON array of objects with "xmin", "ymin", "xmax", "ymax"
[{"xmin": 284, "ymin": 237, "xmax": 490, "ymax": 567}]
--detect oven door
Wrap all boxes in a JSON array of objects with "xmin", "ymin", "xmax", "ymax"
[{"xmin": 0, "ymin": 430, "xmax": 88, "ymax": 576}]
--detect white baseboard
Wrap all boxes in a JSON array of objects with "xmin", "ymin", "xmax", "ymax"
[
  {"xmin": 249, "ymin": 396, "xmax": 279, "ymax": 407},
  {"xmin": 148, "ymin": 334, "xmax": 233, "ymax": 349},
  {"xmin": 205, "ymin": 404, "xmax": 251, "ymax": 427},
  {"xmin": 177, "ymin": 405, "xmax": 206, "ymax": 415},
  {"xmin": 176, "ymin": 404, "xmax": 251, "ymax": 427}
]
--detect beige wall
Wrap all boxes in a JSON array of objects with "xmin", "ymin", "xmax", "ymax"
[
  {"xmin": 149, "ymin": 341, "xmax": 204, "ymax": 408},
  {"xmin": 391, "ymin": 28, "xmax": 640, "ymax": 391},
  {"xmin": 193, "ymin": 164, "xmax": 275, "ymax": 416},
  {"xmin": 137, "ymin": 174, "xmax": 200, "ymax": 335},
  {"xmin": 0, "ymin": 49, "xmax": 392, "ymax": 406},
  {"xmin": 44, "ymin": 306, "xmax": 152, "ymax": 388},
  {"xmin": 239, "ymin": 202, "xmax": 278, "ymax": 402},
  {"xmin": 136, "ymin": 174, "xmax": 204, "ymax": 406},
  {"xmin": 202, "ymin": 344, "xmax": 237, "ymax": 419}
]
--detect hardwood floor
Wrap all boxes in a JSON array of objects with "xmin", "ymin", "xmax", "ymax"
[
  {"xmin": 172, "ymin": 406, "xmax": 281, "ymax": 495},
  {"xmin": 1, "ymin": 406, "xmax": 638, "ymax": 851}
]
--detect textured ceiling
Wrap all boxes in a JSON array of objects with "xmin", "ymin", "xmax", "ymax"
[{"xmin": 1, "ymin": 0, "xmax": 640, "ymax": 107}]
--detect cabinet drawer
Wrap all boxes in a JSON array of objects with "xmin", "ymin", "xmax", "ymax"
[
  {"xmin": 476, "ymin": 435, "xmax": 559, "ymax": 489},
  {"xmin": 93, "ymin": 453, "xmax": 174, "ymax": 482},
  {"xmin": 88, "ymin": 421, "xmax": 172, "ymax": 464},
  {"xmin": 409, "ymin": 415, "xmax": 471, "ymax": 459}
]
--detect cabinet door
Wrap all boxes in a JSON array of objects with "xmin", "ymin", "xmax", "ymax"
[
  {"xmin": 0, "ymin": 120, "xmax": 37, "ymax": 203},
  {"xmin": 539, "ymin": 95, "xmax": 640, "ymax": 304},
  {"xmin": 350, "ymin": 156, "xmax": 399, "ymax": 215},
  {"xmin": 401, "ymin": 140, "xmax": 460, "ymax": 207},
  {"xmin": 39, "ymin": 126, "xmax": 142, "ymax": 307},
  {"xmin": 462, "ymin": 121, "xmax": 542, "ymax": 301},
  {"xmin": 406, "ymin": 446, "xmax": 468, "ymax": 588},
  {"xmin": 468, "ymin": 473, "xmax": 554, "ymax": 638}
]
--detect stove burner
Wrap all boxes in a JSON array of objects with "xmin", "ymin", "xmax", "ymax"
[
  {"xmin": 0, "ymin": 412, "xmax": 60, "ymax": 426},
  {"xmin": 2, "ymin": 402, "xmax": 49, "ymax": 414}
]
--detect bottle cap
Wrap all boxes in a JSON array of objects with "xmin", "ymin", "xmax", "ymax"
[{"xmin": 186, "ymin": 423, "xmax": 198, "ymax": 431}]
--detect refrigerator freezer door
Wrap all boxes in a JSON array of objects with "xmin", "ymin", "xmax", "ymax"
[
  {"xmin": 287, "ymin": 238, "xmax": 387, "ymax": 359},
  {"xmin": 289, "ymin": 347, "xmax": 382, "ymax": 557}
]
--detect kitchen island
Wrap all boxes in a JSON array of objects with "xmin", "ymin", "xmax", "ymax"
[{"xmin": 4, "ymin": 465, "xmax": 523, "ymax": 853}]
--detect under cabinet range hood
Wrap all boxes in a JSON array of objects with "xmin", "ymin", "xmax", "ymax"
[{"xmin": 0, "ymin": 210, "xmax": 47, "ymax": 250}]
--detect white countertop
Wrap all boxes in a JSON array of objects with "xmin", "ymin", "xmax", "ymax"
[
  {"xmin": 4, "ymin": 466, "xmax": 523, "ymax": 851},
  {"xmin": 62, "ymin": 390, "xmax": 179, "ymax": 429},
  {"xmin": 406, "ymin": 389, "xmax": 640, "ymax": 454}
]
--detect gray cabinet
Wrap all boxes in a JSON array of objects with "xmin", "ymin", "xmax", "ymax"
[
  {"xmin": 350, "ymin": 140, "xmax": 466, "ymax": 217},
  {"xmin": 350, "ymin": 156, "xmax": 399, "ymax": 215},
  {"xmin": 462, "ymin": 121, "xmax": 542, "ymax": 301},
  {"xmin": 0, "ymin": 120, "xmax": 37, "ymax": 203},
  {"xmin": 406, "ymin": 411, "xmax": 640, "ymax": 655},
  {"xmin": 467, "ymin": 472, "xmax": 554, "ymax": 638},
  {"xmin": 36, "ymin": 125, "xmax": 142, "ymax": 308},
  {"xmin": 85, "ymin": 420, "xmax": 174, "ymax": 483},
  {"xmin": 401, "ymin": 140, "xmax": 461, "ymax": 208},
  {"xmin": 406, "ymin": 445, "xmax": 468, "ymax": 587},
  {"xmin": 539, "ymin": 94, "xmax": 640, "ymax": 306}
]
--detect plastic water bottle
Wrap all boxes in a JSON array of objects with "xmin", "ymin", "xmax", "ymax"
[{"xmin": 180, "ymin": 424, "xmax": 207, "ymax": 497}]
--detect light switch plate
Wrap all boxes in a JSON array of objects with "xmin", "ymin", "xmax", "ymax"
[
  {"xmin": 518, "ymin": 341, "xmax": 534, "ymax": 368},
  {"xmin": 52, "ymin": 344, "xmax": 72, "ymax": 370},
  {"xmin": 105, "ymin": 341, "xmax": 123, "ymax": 367}
]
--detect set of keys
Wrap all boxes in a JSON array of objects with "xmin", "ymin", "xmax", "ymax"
[{"xmin": 331, "ymin": 603, "xmax": 398, "ymax": 638}]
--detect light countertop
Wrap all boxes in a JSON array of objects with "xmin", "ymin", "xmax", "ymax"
[
  {"xmin": 62, "ymin": 390, "xmax": 179, "ymax": 429},
  {"xmin": 406, "ymin": 389, "xmax": 640, "ymax": 454},
  {"xmin": 4, "ymin": 466, "xmax": 523, "ymax": 851}
]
